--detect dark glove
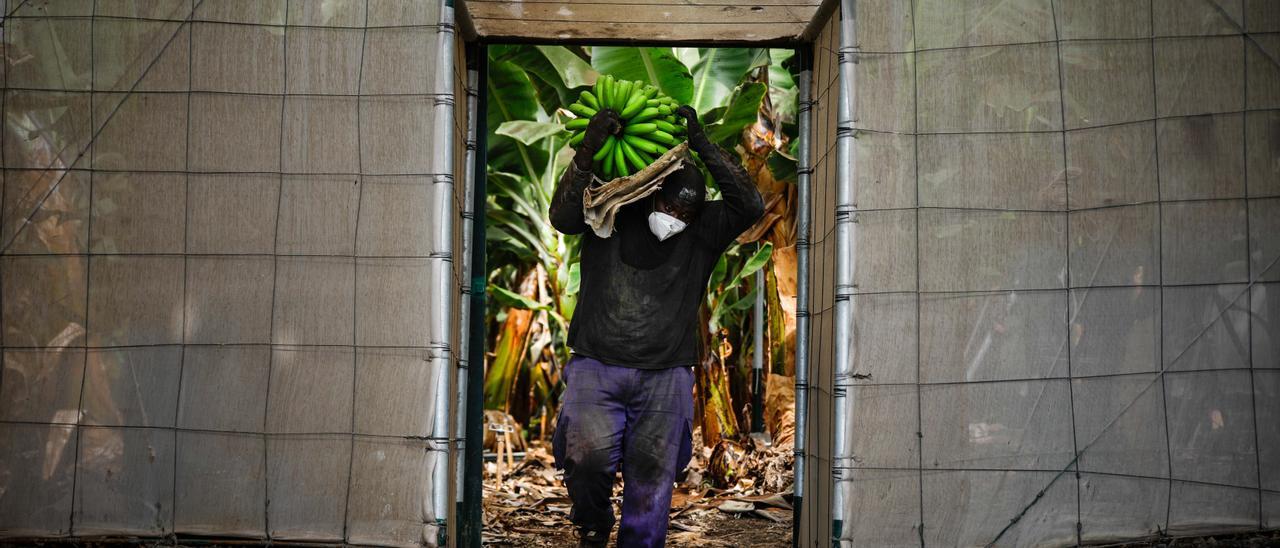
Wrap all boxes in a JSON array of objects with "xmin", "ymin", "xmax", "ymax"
[
  {"xmin": 675, "ymin": 105, "xmax": 712, "ymax": 152},
  {"xmin": 575, "ymin": 109, "xmax": 622, "ymax": 170}
]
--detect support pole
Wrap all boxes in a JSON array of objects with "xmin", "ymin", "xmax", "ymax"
[
  {"xmin": 455, "ymin": 43, "xmax": 481, "ymax": 548},
  {"xmin": 831, "ymin": 0, "xmax": 859, "ymax": 545},
  {"xmin": 792, "ymin": 45, "xmax": 813, "ymax": 548},
  {"xmin": 461, "ymin": 45, "xmax": 489, "ymax": 548},
  {"xmin": 751, "ymin": 265, "xmax": 765, "ymax": 434},
  {"xmin": 429, "ymin": 0, "xmax": 457, "ymax": 544}
]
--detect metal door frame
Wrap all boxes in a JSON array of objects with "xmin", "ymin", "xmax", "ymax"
[{"xmin": 456, "ymin": 41, "xmax": 816, "ymax": 548}]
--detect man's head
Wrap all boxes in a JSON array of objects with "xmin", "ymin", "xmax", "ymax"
[{"xmin": 653, "ymin": 165, "xmax": 705, "ymax": 223}]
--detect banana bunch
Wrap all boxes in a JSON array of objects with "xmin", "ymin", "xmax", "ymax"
[{"xmin": 565, "ymin": 75, "xmax": 687, "ymax": 180}]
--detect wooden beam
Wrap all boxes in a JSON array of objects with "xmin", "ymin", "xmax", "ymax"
[
  {"xmin": 455, "ymin": 0, "xmax": 480, "ymax": 41},
  {"xmin": 467, "ymin": 2, "xmax": 813, "ymax": 25},
  {"xmin": 471, "ymin": 18, "xmax": 809, "ymax": 43},
  {"xmin": 467, "ymin": 0, "xmax": 820, "ymax": 6},
  {"xmin": 798, "ymin": 0, "xmax": 838, "ymax": 42}
]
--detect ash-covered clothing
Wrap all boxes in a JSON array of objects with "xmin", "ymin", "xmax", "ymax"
[
  {"xmin": 548, "ymin": 143, "xmax": 764, "ymax": 369},
  {"xmin": 552, "ymin": 355, "xmax": 693, "ymax": 547}
]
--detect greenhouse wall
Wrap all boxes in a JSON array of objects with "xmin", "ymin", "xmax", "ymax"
[
  {"xmin": 807, "ymin": 1, "xmax": 1280, "ymax": 546},
  {"xmin": 0, "ymin": 1, "xmax": 467, "ymax": 545},
  {"xmin": 800, "ymin": 8, "xmax": 839, "ymax": 548},
  {"xmin": 4, "ymin": 0, "xmax": 1279, "ymax": 547}
]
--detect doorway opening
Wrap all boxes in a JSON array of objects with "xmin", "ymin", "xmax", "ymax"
[{"xmin": 471, "ymin": 44, "xmax": 804, "ymax": 547}]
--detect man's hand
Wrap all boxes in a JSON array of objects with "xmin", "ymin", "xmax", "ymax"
[
  {"xmin": 575, "ymin": 109, "xmax": 622, "ymax": 170},
  {"xmin": 675, "ymin": 105, "xmax": 711, "ymax": 151}
]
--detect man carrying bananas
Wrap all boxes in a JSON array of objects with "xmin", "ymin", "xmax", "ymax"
[{"xmin": 548, "ymin": 105, "xmax": 764, "ymax": 548}]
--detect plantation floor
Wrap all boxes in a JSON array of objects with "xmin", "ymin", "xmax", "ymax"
[
  {"xmin": 481, "ymin": 439, "xmax": 794, "ymax": 547},
  {"xmin": 480, "ymin": 508, "xmax": 791, "ymax": 547}
]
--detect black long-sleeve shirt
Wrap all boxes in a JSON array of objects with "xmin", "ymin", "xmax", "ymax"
[{"xmin": 549, "ymin": 141, "xmax": 765, "ymax": 369}]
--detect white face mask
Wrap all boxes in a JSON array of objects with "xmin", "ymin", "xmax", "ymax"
[{"xmin": 647, "ymin": 211, "xmax": 687, "ymax": 241}]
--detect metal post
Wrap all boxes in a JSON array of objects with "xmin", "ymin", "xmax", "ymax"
[
  {"xmin": 752, "ymin": 265, "xmax": 765, "ymax": 434},
  {"xmin": 429, "ymin": 0, "xmax": 457, "ymax": 543},
  {"xmin": 461, "ymin": 46, "xmax": 489, "ymax": 548},
  {"xmin": 792, "ymin": 45, "xmax": 812, "ymax": 548},
  {"xmin": 454, "ymin": 45, "xmax": 480, "ymax": 542},
  {"xmin": 831, "ymin": 0, "xmax": 859, "ymax": 545}
]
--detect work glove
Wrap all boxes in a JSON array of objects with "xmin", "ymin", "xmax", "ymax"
[
  {"xmin": 675, "ymin": 105, "xmax": 712, "ymax": 153},
  {"xmin": 575, "ymin": 109, "xmax": 622, "ymax": 170}
]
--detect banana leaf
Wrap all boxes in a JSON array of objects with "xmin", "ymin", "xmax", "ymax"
[
  {"xmin": 727, "ymin": 241, "xmax": 773, "ymax": 289},
  {"xmin": 494, "ymin": 45, "xmax": 596, "ymax": 114},
  {"xmin": 489, "ymin": 284, "xmax": 549, "ymax": 311},
  {"xmin": 710, "ymin": 243, "xmax": 772, "ymax": 330},
  {"xmin": 704, "ymin": 82, "xmax": 768, "ymax": 145},
  {"xmin": 487, "ymin": 59, "xmax": 545, "ymax": 175},
  {"xmin": 486, "ymin": 225, "xmax": 536, "ymax": 262},
  {"xmin": 484, "ymin": 270, "xmax": 539, "ymax": 410},
  {"xmin": 688, "ymin": 48, "xmax": 767, "ymax": 114},
  {"xmin": 496, "ymin": 120, "xmax": 567, "ymax": 147},
  {"xmin": 767, "ymin": 48, "xmax": 796, "ymax": 91},
  {"xmin": 591, "ymin": 47, "xmax": 694, "ymax": 105},
  {"xmin": 565, "ymin": 262, "xmax": 581, "ymax": 295},
  {"xmin": 537, "ymin": 45, "xmax": 597, "ymax": 88},
  {"xmin": 766, "ymin": 150, "xmax": 798, "ymax": 184}
]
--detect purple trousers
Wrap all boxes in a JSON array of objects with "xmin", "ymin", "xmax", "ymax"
[{"xmin": 552, "ymin": 356, "xmax": 694, "ymax": 548}]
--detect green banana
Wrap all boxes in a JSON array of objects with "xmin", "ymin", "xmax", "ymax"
[
  {"xmin": 630, "ymin": 107, "xmax": 661, "ymax": 124},
  {"xmin": 615, "ymin": 80, "xmax": 633, "ymax": 112},
  {"xmin": 602, "ymin": 143, "xmax": 616, "ymax": 176},
  {"xmin": 623, "ymin": 134, "xmax": 664, "ymax": 155},
  {"xmin": 567, "ymin": 77, "xmax": 690, "ymax": 180},
  {"xmin": 593, "ymin": 136, "xmax": 617, "ymax": 161},
  {"xmin": 569, "ymin": 103, "xmax": 596, "ymax": 118},
  {"xmin": 619, "ymin": 140, "xmax": 648, "ymax": 173},
  {"xmin": 599, "ymin": 75, "xmax": 614, "ymax": 109},
  {"xmin": 648, "ymin": 130, "xmax": 677, "ymax": 145},
  {"xmin": 580, "ymin": 90, "xmax": 600, "ymax": 110},
  {"xmin": 624, "ymin": 123, "xmax": 658, "ymax": 136},
  {"xmin": 635, "ymin": 148, "xmax": 656, "ymax": 165},
  {"xmin": 613, "ymin": 143, "xmax": 628, "ymax": 177},
  {"xmin": 652, "ymin": 119, "xmax": 678, "ymax": 134},
  {"xmin": 620, "ymin": 93, "xmax": 648, "ymax": 119}
]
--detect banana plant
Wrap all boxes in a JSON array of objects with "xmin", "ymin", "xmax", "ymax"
[
  {"xmin": 483, "ymin": 45, "xmax": 799, "ymax": 445},
  {"xmin": 483, "ymin": 46, "xmax": 589, "ymax": 431}
]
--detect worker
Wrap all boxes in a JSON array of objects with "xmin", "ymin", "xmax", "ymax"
[{"xmin": 548, "ymin": 104, "xmax": 765, "ymax": 548}]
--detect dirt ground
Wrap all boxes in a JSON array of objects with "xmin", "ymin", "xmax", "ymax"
[
  {"xmin": 480, "ymin": 508, "xmax": 791, "ymax": 547},
  {"xmin": 481, "ymin": 437, "xmax": 794, "ymax": 547}
]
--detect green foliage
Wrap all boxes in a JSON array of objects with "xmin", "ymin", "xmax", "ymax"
[
  {"xmin": 767, "ymin": 49, "xmax": 799, "ymax": 123},
  {"xmin": 496, "ymin": 121, "xmax": 567, "ymax": 147},
  {"xmin": 705, "ymin": 82, "xmax": 768, "ymax": 145},
  {"xmin": 489, "ymin": 284, "xmax": 548, "ymax": 311},
  {"xmin": 709, "ymin": 242, "xmax": 773, "ymax": 333},
  {"xmin": 590, "ymin": 47, "xmax": 694, "ymax": 105},
  {"xmin": 487, "ymin": 59, "xmax": 543, "ymax": 175},
  {"xmin": 536, "ymin": 45, "xmax": 597, "ymax": 88},
  {"xmin": 484, "ymin": 45, "xmax": 798, "ymax": 439},
  {"xmin": 686, "ymin": 48, "xmax": 768, "ymax": 114},
  {"xmin": 491, "ymin": 45, "xmax": 597, "ymax": 117}
]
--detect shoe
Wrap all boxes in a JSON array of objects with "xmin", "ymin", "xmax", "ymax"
[{"xmin": 577, "ymin": 529, "xmax": 608, "ymax": 547}]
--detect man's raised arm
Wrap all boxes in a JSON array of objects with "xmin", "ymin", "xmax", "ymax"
[
  {"xmin": 675, "ymin": 106, "xmax": 765, "ymax": 247},
  {"xmin": 549, "ymin": 109, "xmax": 621, "ymax": 234}
]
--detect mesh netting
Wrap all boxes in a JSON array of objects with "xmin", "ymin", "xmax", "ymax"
[
  {"xmin": 802, "ymin": 1, "xmax": 1279, "ymax": 546},
  {"xmin": 0, "ymin": 1, "xmax": 466, "ymax": 545}
]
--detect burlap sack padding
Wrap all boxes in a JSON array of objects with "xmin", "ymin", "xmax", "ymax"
[{"xmin": 582, "ymin": 142, "xmax": 692, "ymax": 238}]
